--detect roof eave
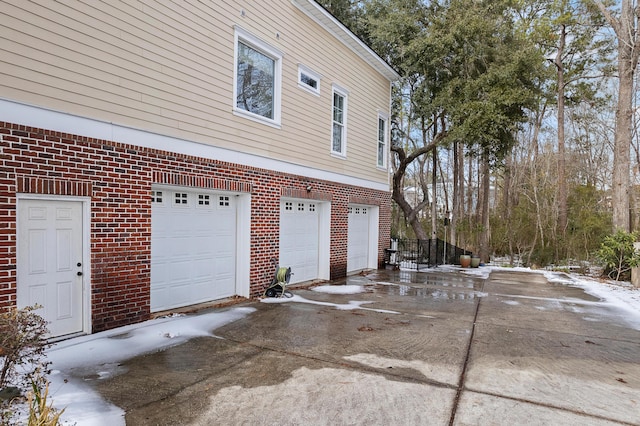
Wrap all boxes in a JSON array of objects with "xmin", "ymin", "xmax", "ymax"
[{"xmin": 291, "ymin": 0, "xmax": 400, "ymax": 82}]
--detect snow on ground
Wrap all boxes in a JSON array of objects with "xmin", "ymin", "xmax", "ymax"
[
  {"xmin": 44, "ymin": 307, "xmax": 255, "ymax": 426},
  {"xmin": 543, "ymin": 269, "xmax": 640, "ymax": 329},
  {"xmin": 312, "ymin": 284, "xmax": 369, "ymax": 294},
  {"xmin": 29, "ymin": 266, "xmax": 640, "ymax": 425},
  {"xmin": 261, "ymin": 293, "xmax": 399, "ymax": 314},
  {"xmin": 450, "ymin": 264, "xmax": 640, "ymax": 328}
]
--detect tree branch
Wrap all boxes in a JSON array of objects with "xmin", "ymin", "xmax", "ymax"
[{"xmin": 591, "ymin": 0, "xmax": 621, "ymax": 37}]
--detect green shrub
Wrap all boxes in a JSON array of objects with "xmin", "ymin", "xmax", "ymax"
[{"xmin": 596, "ymin": 230, "xmax": 640, "ymax": 281}]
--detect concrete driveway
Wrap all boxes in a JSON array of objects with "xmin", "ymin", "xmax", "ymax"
[{"xmin": 82, "ymin": 269, "xmax": 639, "ymax": 425}]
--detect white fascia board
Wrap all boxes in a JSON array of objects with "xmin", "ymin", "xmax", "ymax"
[
  {"xmin": 291, "ymin": 0, "xmax": 400, "ymax": 82},
  {"xmin": 0, "ymin": 98, "xmax": 390, "ymax": 192}
]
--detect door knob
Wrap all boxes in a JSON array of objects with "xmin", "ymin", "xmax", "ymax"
[{"xmin": 77, "ymin": 271, "xmax": 83, "ymax": 276}]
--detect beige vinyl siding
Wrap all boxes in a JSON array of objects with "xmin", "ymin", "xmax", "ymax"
[{"xmin": 0, "ymin": 0, "xmax": 392, "ymax": 183}]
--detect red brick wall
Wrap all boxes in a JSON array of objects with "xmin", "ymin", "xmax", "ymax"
[{"xmin": 0, "ymin": 121, "xmax": 391, "ymax": 332}]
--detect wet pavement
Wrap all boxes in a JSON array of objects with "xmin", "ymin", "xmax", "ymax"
[{"xmin": 69, "ymin": 269, "xmax": 640, "ymax": 425}]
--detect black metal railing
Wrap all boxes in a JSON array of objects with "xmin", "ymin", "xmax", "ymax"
[{"xmin": 385, "ymin": 238, "xmax": 471, "ymax": 270}]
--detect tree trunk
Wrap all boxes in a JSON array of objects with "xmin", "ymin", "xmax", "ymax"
[
  {"xmin": 595, "ymin": 0, "xmax": 640, "ymax": 232},
  {"xmin": 392, "ymin": 189, "xmax": 430, "ymax": 241},
  {"xmin": 556, "ymin": 24, "xmax": 568, "ymax": 245},
  {"xmin": 612, "ymin": 46, "xmax": 634, "ymax": 231},
  {"xmin": 503, "ymin": 152, "xmax": 513, "ymax": 260},
  {"xmin": 390, "ymin": 133, "xmax": 445, "ymax": 242},
  {"xmin": 431, "ymin": 149, "xmax": 438, "ymax": 264},
  {"xmin": 451, "ymin": 140, "xmax": 461, "ymax": 254},
  {"xmin": 467, "ymin": 152, "xmax": 473, "ymax": 249},
  {"xmin": 503, "ymin": 153, "xmax": 512, "ymax": 220},
  {"xmin": 479, "ymin": 151, "xmax": 491, "ymax": 262}
]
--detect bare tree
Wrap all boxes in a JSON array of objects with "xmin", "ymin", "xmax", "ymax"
[
  {"xmin": 593, "ymin": 0, "xmax": 640, "ymax": 231},
  {"xmin": 555, "ymin": 22, "xmax": 569, "ymax": 237}
]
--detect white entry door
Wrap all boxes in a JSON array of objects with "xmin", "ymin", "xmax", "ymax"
[
  {"xmin": 280, "ymin": 200, "xmax": 319, "ymax": 283},
  {"xmin": 347, "ymin": 205, "xmax": 371, "ymax": 272},
  {"xmin": 17, "ymin": 199, "xmax": 85, "ymax": 337}
]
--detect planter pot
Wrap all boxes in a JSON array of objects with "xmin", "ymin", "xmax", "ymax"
[
  {"xmin": 459, "ymin": 255, "xmax": 471, "ymax": 268},
  {"xmin": 470, "ymin": 256, "xmax": 481, "ymax": 268}
]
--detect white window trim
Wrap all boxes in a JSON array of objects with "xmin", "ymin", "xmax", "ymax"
[
  {"xmin": 298, "ymin": 64, "xmax": 321, "ymax": 96},
  {"xmin": 233, "ymin": 26, "xmax": 283, "ymax": 128},
  {"xmin": 377, "ymin": 111, "xmax": 389, "ymax": 170},
  {"xmin": 331, "ymin": 84, "xmax": 348, "ymax": 158}
]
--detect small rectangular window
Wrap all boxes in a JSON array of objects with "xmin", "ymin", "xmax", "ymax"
[
  {"xmin": 298, "ymin": 65, "xmax": 321, "ymax": 95},
  {"xmin": 219, "ymin": 196, "xmax": 230, "ymax": 207},
  {"xmin": 151, "ymin": 191, "xmax": 163, "ymax": 203},
  {"xmin": 298, "ymin": 203, "xmax": 305, "ymax": 212},
  {"xmin": 309, "ymin": 204, "xmax": 316, "ymax": 212},
  {"xmin": 198, "ymin": 194, "xmax": 210, "ymax": 206},
  {"xmin": 285, "ymin": 201, "xmax": 293, "ymax": 211},
  {"xmin": 175, "ymin": 193, "xmax": 188, "ymax": 205},
  {"xmin": 301, "ymin": 73, "xmax": 317, "ymax": 89}
]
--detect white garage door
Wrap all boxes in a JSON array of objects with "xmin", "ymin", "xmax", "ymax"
[
  {"xmin": 347, "ymin": 205, "xmax": 370, "ymax": 272},
  {"xmin": 151, "ymin": 188, "xmax": 236, "ymax": 312},
  {"xmin": 280, "ymin": 200, "xmax": 319, "ymax": 284}
]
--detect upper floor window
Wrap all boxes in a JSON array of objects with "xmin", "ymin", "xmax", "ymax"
[
  {"xmin": 234, "ymin": 27, "xmax": 282, "ymax": 127},
  {"xmin": 377, "ymin": 114, "xmax": 388, "ymax": 168},
  {"xmin": 298, "ymin": 65, "xmax": 320, "ymax": 95},
  {"xmin": 332, "ymin": 85, "xmax": 348, "ymax": 156}
]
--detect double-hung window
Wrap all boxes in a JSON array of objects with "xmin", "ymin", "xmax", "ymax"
[
  {"xmin": 234, "ymin": 27, "xmax": 282, "ymax": 126},
  {"xmin": 332, "ymin": 85, "xmax": 348, "ymax": 156},
  {"xmin": 377, "ymin": 114, "xmax": 388, "ymax": 168}
]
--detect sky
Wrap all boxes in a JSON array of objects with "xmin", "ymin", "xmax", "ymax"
[{"xmin": 14, "ymin": 266, "xmax": 639, "ymax": 425}]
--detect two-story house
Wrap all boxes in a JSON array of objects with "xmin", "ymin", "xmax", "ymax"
[{"xmin": 0, "ymin": 0, "xmax": 398, "ymax": 337}]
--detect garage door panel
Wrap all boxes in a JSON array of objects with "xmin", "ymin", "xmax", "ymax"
[
  {"xmin": 151, "ymin": 189, "xmax": 237, "ymax": 312},
  {"xmin": 169, "ymin": 283, "xmax": 191, "ymax": 305},
  {"xmin": 153, "ymin": 263, "xmax": 169, "ymax": 284},
  {"xmin": 192, "ymin": 258, "xmax": 214, "ymax": 279},
  {"xmin": 192, "ymin": 278, "xmax": 215, "ymax": 300},
  {"xmin": 193, "ymin": 237, "xmax": 215, "ymax": 255},
  {"xmin": 348, "ymin": 205, "xmax": 371, "ymax": 273},
  {"xmin": 215, "ymin": 253, "xmax": 235, "ymax": 266},
  {"xmin": 169, "ymin": 260, "xmax": 192, "ymax": 282},
  {"xmin": 153, "ymin": 241, "xmax": 170, "ymax": 259},
  {"xmin": 172, "ymin": 238, "xmax": 194, "ymax": 257},
  {"xmin": 280, "ymin": 200, "xmax": 319, "ymax": 284},
  {"xmin": 215, "ymin": 234, "xmax": 236, "ymax": 248}
]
